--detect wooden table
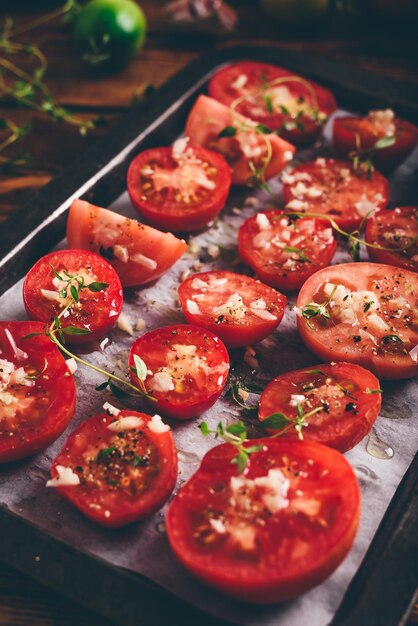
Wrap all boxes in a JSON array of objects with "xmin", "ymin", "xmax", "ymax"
[{"xmin": 0, "ymin": 1, "xmax": 417, "ymax": 624}]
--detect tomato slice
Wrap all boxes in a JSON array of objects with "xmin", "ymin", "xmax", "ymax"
[
  {"xmin": 258, "ymin": 362, "xmax": 381, "ymax": 452},
  {"xmin": 67, "ymin": 199, "xmax": 187, "ymax": 287},
  {"xmin": 48, "ymin": 410, "xmax": 177, "ymax": 528},
  {"xmin": 128, "ymin": 324, "xmax": 230, "ymax": 420},
  {"xmin": 184, "ymin": 95, "xmax": 295, "ymax": 186},
  {"xmin": 0, "ymin": 321, "xmax": 76, "ymax": 463},
  {"xmin": 365, "ymin": 206, "xmax": 418, "ymax": 272},
  {"xmin": 166, "ymin": 438, "xmax": 360, "ymax": 603},
  {"xmin": 178, "ymin": 270, "xmax": 287, "ymax": 348},
  {"xmin": 296, "ymin": 262, "xmax": 418, "ymax": 379},
  {"xmin": 208, "ymin": 61, "xmax": 337, "ymax": 146},
  {"xmin": 127, "ymin": 143, "xmax": 232, "ymax": 233},
  {"xmin": 281, "ymin": 158, "xmax": 389, "ymax": 232},
  {"xmin": 238, "ymin": 210, "xmax": 337, "ymax": 291},
  {"xmin": 333, "ymin": 111, "xmax": 418, "ymax": 170},
  {"xmin": 23, "ymin": 249, "xmax": 123, "ymax": 345}
]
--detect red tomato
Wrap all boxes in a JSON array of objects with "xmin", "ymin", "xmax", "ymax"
[
  {"xmin": 296, "ymin": 262, "xmax": 418, "ymax": 379},
  {"xmin": 178, "ymin": 270, "xmax": 287, "ymax": 349},
  {"xmin": 258, "ymin": 362, "xmax": 381, "ymax": 452},
  {"xmin": 365, "ymin": 206, "xmax": 418, "ymax": 272},
  {"xmin": 127, "ymin": 144, "xmax": 231, "ymax": 233},
  {"xmin": 238, "ymin": 210, "xmax": 337, "ymax": 291},
  {"xmin": 184, "ymin": 95, "xmax": 295, "ymax": 186},
  {"xmin": 128, "ymin": 325, "xmax": 230, "ymax": 420},
  {"xmin": 48, "ymin": 410, "xmax": 177, "ymax": 528},
  {"xmin": 0, "ymin": 321, "xmax": 76, "ymax": 463},
  {"xmin": 67, "ymin": 199, "xmax": 187, "ymax": 287},
  {"xmin": 208, "ymin": 61, "xmax": 337, "ymax": 146},
  {"xmin": 333, "ymin": 113, "xmax": 418, "ymax": 170},
  {"xmin": 166, "ymin": 438, "xmax": 360, "ymax": 603},
  {"xmin": 281, "ymin": 158, "xmax": 389, "ymax": 232},
  {"xmin": 23, "ymin": 249, "xmax": 123, "ymax": 345}
]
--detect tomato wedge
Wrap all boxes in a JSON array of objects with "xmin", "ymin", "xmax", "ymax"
[
  {"xmin": 0, "ymin": 321, "xmax": 76, "ymax": 463},
  {"xmin": 281, "ymin": 158, "xmax": 389, "ymax": 232},
  {"xmin": 296, "ymin": 262, "xmax": 418, "ymax": 379},
  {"xmin": 129, "ymin": 325, "xmax": 230, "ymax": 420},
  {"xmin": 184, "ymin": 95, "xmax": 295, "ymax": 186},
  {"xmin": 178, "ymin": 270, "xmax": 287, "ymax": 348},
  {"xmin": 208, "ymin": 61, "xmax": 337, "ymax": 146},
  {"xmin": 23, "ymin": 249, "xmax": 123, "ymax": 345},
  {"xmin": 238, "ymin": 210, "xmax": 337, "ymax": 291},
  {"xmin": 127, "ymin": 143, "xmax": 231, "ymax": 232},
  {"xmin": 48, "ymin": 410, "xmax": 177, "ymax": 528},
  {"xmin": 365, "ymin": 206, "xmax": 418, "ymax": 272},
  {"xmin": 67, "ymin": 199, "xmax": 187, "ymax": 287},
  {"xmin": 166, "ymin": 438, "xmax": 360, "ymax": 603},
  {"xmin": 258, "ymin": 362, "xmax": 381, "ymax": 452},
  {"xmin": 333, "ymin": 110, "xmax": 418, "ymax": 170}
]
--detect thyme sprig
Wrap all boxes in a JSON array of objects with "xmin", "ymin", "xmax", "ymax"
[
  {"xmin": 349, "ymin": 132, "xmax": 397, "ymax": 178},
  {"xmin": 199, "ymin": 421, "xmax": 263, "ymax": 474},
  {"xmin": 263, "ymin": 402, "xmax": 323, "ymax": 440},
  {"xmin": 299, "ymin": 285, "xmax": 337, "ymax": 329}
]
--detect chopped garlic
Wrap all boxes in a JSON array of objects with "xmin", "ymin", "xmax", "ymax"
[
  {"xmin": 108, "ymin": 415, "xmax": 143, "ymax": 432},
  {"xmin": 148, "ymin": 414, "xmax": 170, "ymax": 434},
  {"xmin": 103, "ymin": 402, "xmax": 120, "ymax": 416},
  {"xmin": 230, "ymin": 74, "xmax": 248, "ymax": 90},
  {"xmin": 117, "ymin": 312, "xmax": 134, "ymax": 336},
  {"xmin": 256, "ymin": 213, "xmax": 271, "ymax": 231},
  {"xmin": 186, "ymin": 299, "xmax": 201, "ymax": 315},
  {"xmin": 66, "ymin": 358, "xmax": 77, "ymax": 375},
  {"xmin": 130, "ymin": 253, "xmax": 157, "ymax": 270},
  {"xmin": 207, "ymin": 243, "xmax": 220, "ymax": 259},
  {"xmin": 46, "ymin": 465, "xmax": 80, "ymax": 488}
]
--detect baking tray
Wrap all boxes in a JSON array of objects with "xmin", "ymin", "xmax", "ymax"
[{"xmin": 0, "ymin": 46, "xmax": 417, "ymax": 626}]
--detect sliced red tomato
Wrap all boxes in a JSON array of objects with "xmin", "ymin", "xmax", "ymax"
[
  {"xmin": 281, "ymin": 158, "xmax": 389, "ymax": 232},
  {"xmin": 296, "ymin": 262, "xmax": 418, "ymax": 379},
  {"xmin": 333, "ymin": 111, "xmax": 418, "ymax": 170},
  {"xmin": 184, "ymin": 95, "xmax": 295, "ymax": 186},
  {"xmin": 258, "ymin": 362, "xmax": 381, "ymax": 452},
  {"xmin": 166, "ymin": 438, "xmax": 360, "ymax": 603},
  {"xmin": 238, "ymin": 210, "xmax": 337, "ymax": 291},
  {"xmin": 67, "ymin": 199, "xmax": 187, "ymax": 287},
  {"xmin": 178, "ymin": 270, "xmax": 287, "ymax": 348},
  {"xmin": 48, "ymin": 410, "xmax": 177, "ymax": 528},
  {"xmin": 0, "ymin": 321, "xmax": 76, "ymax": 463},
  {"xmin": 128, "ymin": 324, "xmax": 230, "ymax": 420},
  {"xmin": 127, "ymin": 143, "xmax": 231, "ymax": 233},
  {"xmin": 23, "ymin": 249, "xmax": 123, "ymax": 345},
  {"xmin": 365, "ymin": 206, "xmax": 418, "ymax": 272},
  {"xmin": 208, "ymin": 61, "xmax": 337, "ymax": 146}
]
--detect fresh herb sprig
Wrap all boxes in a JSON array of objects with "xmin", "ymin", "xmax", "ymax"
[
  {"xmin": 349, "ymin": 132, "xmax": 397, "ymax": 178},
  {"xmin": 199, "ymin": 421, "xmax": 263, "ymax": 474},
  {"xmin": 299, "ymin": 285, "xmax": 337, "ymax": 329},
  {"xmin": 263, "ymin": 402, "xmax": 323, "ymax": 440}
]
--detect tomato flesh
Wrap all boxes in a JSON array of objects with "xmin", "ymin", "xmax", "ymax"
[
  {"xmin": 129, "ymin": 325, "xmax": 230, "ymax": 420},
  {"xmin": 296, "ymin": 262, "xmax": 418, "ymax": 379},
  {"xmin": 178, "ymin": 270, "xmax": 287, "ymax": 348},
  {"xmin": 238, "ymin": 210, "xmax": 337, "ymax": 291},
  {"xmin": 166, "ymin": 438, "xmax": 360, "ymax": 603},
  {"xmin": 49, "ymin": 410, "xmax": 177, "ymax": 528},
  {"xmin": 365, "ymin": 206, "xmax": 418, "ymax": 272}
]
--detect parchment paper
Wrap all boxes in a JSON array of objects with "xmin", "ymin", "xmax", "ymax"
[{"xmin": 0, "ymin": 112, "xmax": 417, "ymax": 626}]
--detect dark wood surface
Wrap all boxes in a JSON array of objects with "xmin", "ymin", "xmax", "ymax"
[{"xmin": 0, "ymin": 1, "xmax": 417, "ymax": 624}]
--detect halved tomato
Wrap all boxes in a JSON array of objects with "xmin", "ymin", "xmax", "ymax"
[
  {"xmin": 0, "ymin": 321, "xmax": 76, "ymax": 463},
  {"xmin": 258, "ymin": 362, "xmax": 381, "ymax": 452},
  {"xmin": 185, "ymin": 95, "xmax": 295, "ymax": 186},
  {"xmin": 67, "ymin": 199, "xmax": 187, "ymax": 287},
  {"xmin": 47, "ymin": 410, "xmax": 177, "ymax": 528},
  {"xmin": 365, "ymin": 206, "xmax": 418, "ymax": 272},
  {"xmin": 296, "ymin": 262, "xmax": 418, "ymax": 379},
  {"xmin": 238, "ymin": 210, "xmax": 337, "ymax": 291},
  {"xmin": 178, "ymin": 270, "xmax": 287, "ymax": 348},
  {"xmin": 166, "ymin": 438, "xmax": 360, "ymax": 603},
  {"xmin": 128, "ymin": 324, "xmax": 230, "ymax": 420},
  {"xmin": 23, "ymin": 249, "xmax": 123, "ymax": 345},
  {"xmin": 281, "ymin": 158, "xmax": 389, "ymax": 232},
  {"xmin": 208, "ymin": 61, "xmax": 337, "ymax": 146},
  {"xmin": 127, "ymin": 143, "xmax": 231, "ymax": 232}
]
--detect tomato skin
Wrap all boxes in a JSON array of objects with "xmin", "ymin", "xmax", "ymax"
[
  {"xmin": 67, "ymin": 199, "xmax": 187, "ymax": 287},
  {"xmin": 0, "ymin": 321, "xmax": 76, "ymax": 463},
  {"xmin": 258, "ymin": 362, "xmax": 381, "ymax": 452},
  {"xmin": 238, "ymin": 210, "xmax": 337, "ymax": 291},
  {"xmin": 166, "ymin": 438, "xmax": 360, "ymax": 603},
  {"xmin": 127, "ymin": 146, "xmax": 232, "ymax": 233},
  {"xmin": 365, "ymin": 206, "xmax": 418, "ymax": 272},
  {"xmin": 128, "ymin": 325, "xmax": 230, "ymax": 420},
  {"xmin": 49, "ymin": 410, "xmax": 177, "ymax": 528},
  {"xmin": 178, "ymin": 270, "xmax": 287, "ymax": 348},
  {"xmin": 296, "ymin": 262, "xmax": 418, "ymax": 379}
]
